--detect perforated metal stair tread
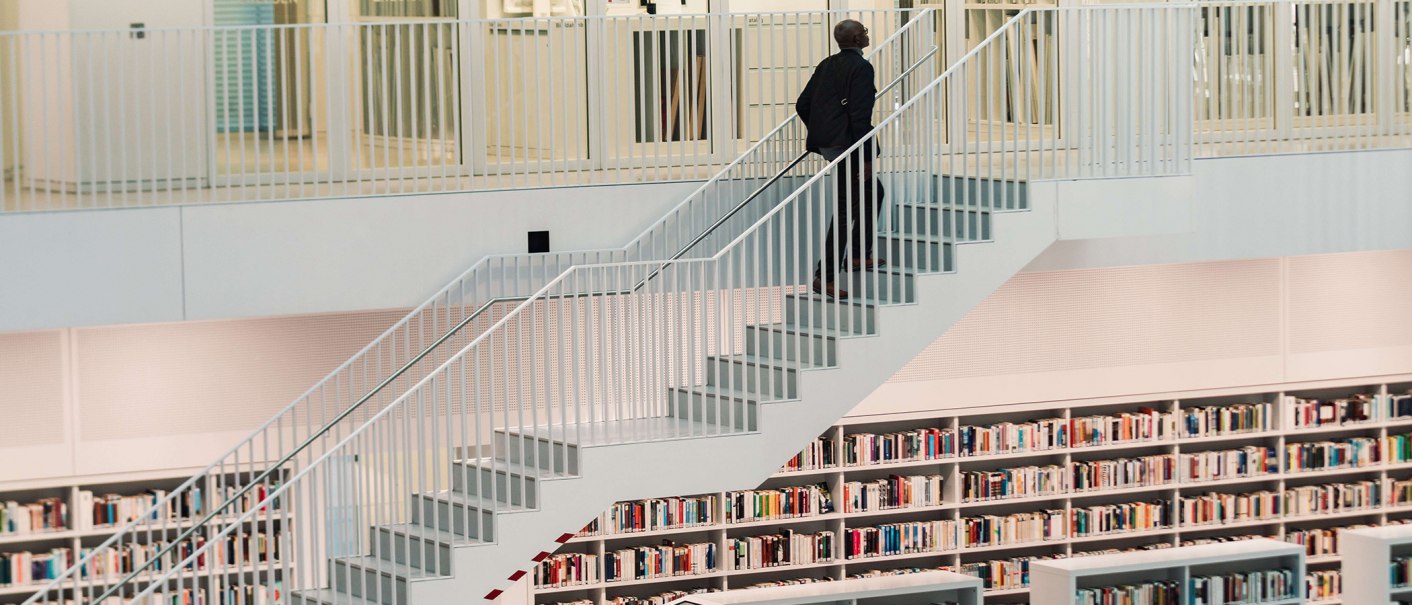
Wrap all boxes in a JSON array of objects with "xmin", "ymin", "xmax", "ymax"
[
  {"xmin": 712, "ymin": 353, "xmax": 831, "ymax": 370},
  {"xmin": 501, "ymin": 416, "xmax": 756, "ymax": 447},
  {"xmin": 785, "ymin": 291, "xmax": 908, "ymax": 308},
  {"xmin": 335, "ymin": 556, "xmax": 439, "ymax": 581},
  {"xmin": 377, "ymin": 522, "xmax": 483, "ymax": 546},
  {"xmin": 747, "ymin": 323, "xmax": 859, "ymax": 338},
  {"xmin": 669, "ymin": 383, "xmax": 784, "ymax": 402}
]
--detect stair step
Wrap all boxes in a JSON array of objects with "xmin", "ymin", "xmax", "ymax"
[
  {"xmin": 834, "ymin": 266, "xmax": 916, "ymax": 304},
  {"xmin": 371, "ymin": 523, "xmax": 476, "ymax": 576},
  {"xmin": 330, "ymin": 556, "xmax": 433, "ymax": 605},
  {"xmin": 502, "ymin": 416, "xmax": 750, "ymax": 447},
  {"xmin": 783, "ymin": 293, "xmax": 877, "ymax": 333},
  {"xmin": 409, "ymin": 491, "xmax": 522, "ymax": 540},
  {"xmin": 292, "ymin": 588, "xmax": 384, "ymax": 605},
  {"xmin": 667, "ymin": 384, "xmax": 761, "ymax": 432},
  {"xmin": 880, "ymin": 233, "xmax": 955, "ymax": 273},
  {"xmin": 452, "ymin": 458, "xmax": 574, "ymax": 508},
  {"xmin": 705, "ymin": 354, "xmax": 808, "ymax": 399},
  {"xmin": 892, "ymin": 202, "xmax": 992, "ymax": 241},
  {"xmin": 744, "ymin": 323, "xmax": 843, "ymax": 366},
  {"xmin": 934, "ymin": 176, "xmax": 1028, "ymax": 211},
  {"xmin": 491, "ymin": 429, "xmax": 579, "ymax": 476}
]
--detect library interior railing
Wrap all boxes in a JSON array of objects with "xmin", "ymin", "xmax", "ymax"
[
  {"xmin": 21, "ymin": 5, "xmax": 1192, "ymax": 605},
  {"xmin": 1, "ymin": 1, "xmax": 1410, "ymax": 213}
]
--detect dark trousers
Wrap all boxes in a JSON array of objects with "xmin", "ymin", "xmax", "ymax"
[{"xmin": 814, "ymin": 159, "xmax": 884, "ymax": 283}]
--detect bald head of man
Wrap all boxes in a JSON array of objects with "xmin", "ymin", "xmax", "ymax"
[{"xmin": 833, "ymin": 19, "xmax": 870, "ymax": 50}]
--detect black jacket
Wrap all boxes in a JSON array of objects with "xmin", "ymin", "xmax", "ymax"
[{"xmin": 795, "ymin": 48, "xmax": 876, "ymax": 158}]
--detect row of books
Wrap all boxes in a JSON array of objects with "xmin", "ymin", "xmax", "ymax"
[
  {"xmin": 1391, "ymin": 431, "xmax": 1412, "ymax": 463},
  {"xmin": 1179, "ymin": 491, "xmax": 1281, "ymax": 526},
  {"xmin": 961, "ymin": 465, "xmax": 1065, "ymax": 502},
  {"xmin": 1393, "ymin": 556, "xmax": 1412, "ymax": 587},
  {"xmin": 957, "ymin": 418, "xmax": 1068, "ymax": 456},
  {"xmin": 1307, "ymin": 569, "xmax": 1340, "ymax": 600},
  {"xmin": 604, "ymin": 543, "xmax": 716, "ymax": 583},
  {"xmin": 781, "ymin": 438, "xmax": 835, "ymax": 472},
  {"xmin": 1075, "ymin": 581, "xmax": 1179, "ymax": 605},
  {"xmin": 839, "ymin": 474, "xmax": 942, "ymax": 513},
  {"xmin": 608, "ymin": 587, "xmax": 716, "ymax": 605},
  {"xmin": 959, "ymin": 556, "xmax": 1034, "ymax": 591},
  {"xmin": 1180, "ymin": 403, "xmax": 1272, "ymax": 437},
  {"xmin": 727, "ymin": 530, "xmax": 834, "ymax": 570},
  {"xmin": 1, "ymin": 498, "xmax": 66, "ymax": 535},
  {"xmin": 1288, "ymin": 395, "xmax": 1376, "ymax": 428},
  {"xmin": 725, "ymin": 485, "xmax": 832, "ymax": 523},
  {"xmin": 1190, "ymin": 569, "xmax": 1296, "ymax": 604},
  {"xmin": 1395, "ymin": 478, "xmax": 1412, "ymax": 505},
  {"xmin": 842, "ymin": 428, "xmax": 951, "ymax": 466},
  {"xmin": 960, "ymin": 510, "xmax": 1065, "ymax": 547},
  {"xmin": 0, "ymin": 547, "xmax": 69, "ymax": 587},
  {"xmin": 75, "ymin": 531, "xmax": 285, "ymax": 579},
  {"xmin": 1391, "ymin": 392, "xmax": 1412, "ymax": 420},
  {"xmin": 536, "ymin": 552, "xmax": 600, "ymax": 588},
  {"xmin": 78, "ymin": 489, "xmax": 204, "ymax": 529},
  {"xmin": 1283, "ymin": 480, "xmax": 1381, "ymax": 515},
  {"xmin": 1183, "ymin": 447, "xmax": 1276, "ymax": 481},
  {"xmin": 1073, "ymin": 454, "xmax": 1175, "ymax": 492},
  {"xmin": 1285, "ymin": 437, "xmax": 1381, "ymax": 472},
  {"xmin": 212, "ymin": 483, "xmax": 282, "ymax": 517},
  {"xmin": 842, "ymin": 520, "xmax": 957, "ymax": 559},
  {"xmin": 578, "ymin": 496, "xmax": 717, "ymax": 537},
  {"xmin": 1070, "ymin": 500, "xmax": 1170, "ymax": 537},
  {"xmin": 1070, "ymin": 409, "xmax": 1169, "ymax": 447}
]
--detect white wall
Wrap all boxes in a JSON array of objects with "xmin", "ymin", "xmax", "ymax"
[{"xmin": 0, "ymin": 180, "xmax": 698, "ymax": 331}]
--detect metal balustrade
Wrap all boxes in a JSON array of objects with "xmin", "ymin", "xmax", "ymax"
[
  {"xmin": 0, "ymin": 9, "xmax": 916, "ymax": 212},
  {"xmin": 19, "ymin": 6, "xmax": 1196, "ymax": 605}
]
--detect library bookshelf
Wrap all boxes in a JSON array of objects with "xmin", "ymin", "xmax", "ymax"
[
  {"xmin": 1028, "ymin": 539, "xmax": 1304, "ymax": 605},
  {"xmin": 1340, "ymin": 524, "xmax": 1412, "ymax": 605},
  {"xmin": 0, "ymin": 470, "xmax": 289, "ymax": 604},
  {"xmin": 531, "ymin": 378, "xmax": 1412, "ymax": 605}
]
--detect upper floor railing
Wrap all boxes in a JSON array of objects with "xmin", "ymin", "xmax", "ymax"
[{"xmin": 0, "ymin": 8, "xmax": 921, "ymax": 212}]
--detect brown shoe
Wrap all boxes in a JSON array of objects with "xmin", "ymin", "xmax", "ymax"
[
  {"xmin": 812, "ymin": 278, "xmax": 849, "ymax": 299},
  {"xmin": 850, "ymin": 258, "xmax": 886, "ymax": 271}
]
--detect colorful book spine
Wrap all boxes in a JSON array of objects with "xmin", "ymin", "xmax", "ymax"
[
  {"xmin": 958, "ymin": 418, "xmax": 1068, "ymax": 457},
  {"xmin": 1393, "ymin": 478, "xmax": 1412, "ymax": 505},
  {"xmin": 840, "ymin": 474, "xmax": 942, "ymax": 513},
  {"xmin": 1070, "ymin": 409, "xmax": 1170, "ymax": 448},
  {"xmin": 1179, "ymin": 491, "xmax": 1281, "ymax": 526},
  {"xmin": 604, "ymin": 542, "xmax": 716, "ymax": 582},
  {"xmin": 1072, "ymin": 454, "xmax": 1176, "ymax": 492},
  {"xmin": 1180, "ymin": 447, "xmax": 1277, "ymax": 481},
  {"xmin": 1180, "ymin": 402, "xmax": 1272, "ymax": 437},
  {"xmin": 781, "ymin": 437, "xmax": 836, "ymax": 472},
  {"xmin": 1387, "ymin": 432, "xmax": 1412, "ymax": 463},
  {"xmin": 1287, "ymin": 395, "xmax": 1376, "ymax": 428},
  {"xmin": 959, "ymin": 557, "xmax": 1037, "ymax": 590},
  {"xmin": 962, "ymin": 465, "xmax": 1066, "ymax": 502},
  {"xmin": 1389, "ymin": 392, "xmax": 1412, "ymax": 420},
  {"xmin": 76, "ymin": 531, "xmax": 285, "ymax": 579},
  {"xmin": 1070, "ymin": 500, "xmax": 1170, "ymax": 537},
  {"xmin": 1284, "ymin": 437, "xmax": 1381, "ymax": 472},
  {"xmin": 726, "ymin": 484, "xmax": 832, "ymax": 523},
  {"xmin": 1282, "ymin": 480, "xmax": 1381, "ymax": 516},
  {"xmin": 535, "ymin": 552, "xmax": 600, "ymax": 588},
  {"xmin": 843, "ymin": 428, "xmax": 953, "ymax": 466},
  {"xmin": 1393, "ymin": 556, "xmax": 1412, "ymax": 588},
  {"xmin": 843, "ymin": 520, "xmax": 957, "ymax": 559},
  {"xmin": 961, "ymin": 510, "xmax": 1065, "ymax": 548},
  {"xmin": 728, "ymin": 530, "xmax": 833, "ymax": 570}
]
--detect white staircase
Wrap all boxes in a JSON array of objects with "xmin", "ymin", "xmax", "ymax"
[{"xmin": 21, "ymin": 6, "xmax": 1195, "ymax": 605}]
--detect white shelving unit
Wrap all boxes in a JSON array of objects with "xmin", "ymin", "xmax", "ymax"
[
  {"xmin": 532, "ymin": 378, "xmax": 1412, "ymax": 605},
  {"xmin": 1341, "ymin": 524, "xmax": 1412, "ymax": 605},
  {"xmin": 0, "ymin": 470, "xmax": 290, "ymax": 604},
  {"xmin": 1028, "ymin": 538, "xmax": 1305, "ymax": 605},
  {"xmin": 678, "ymin": 570, "xmax": 982, "ymax": 605}
]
